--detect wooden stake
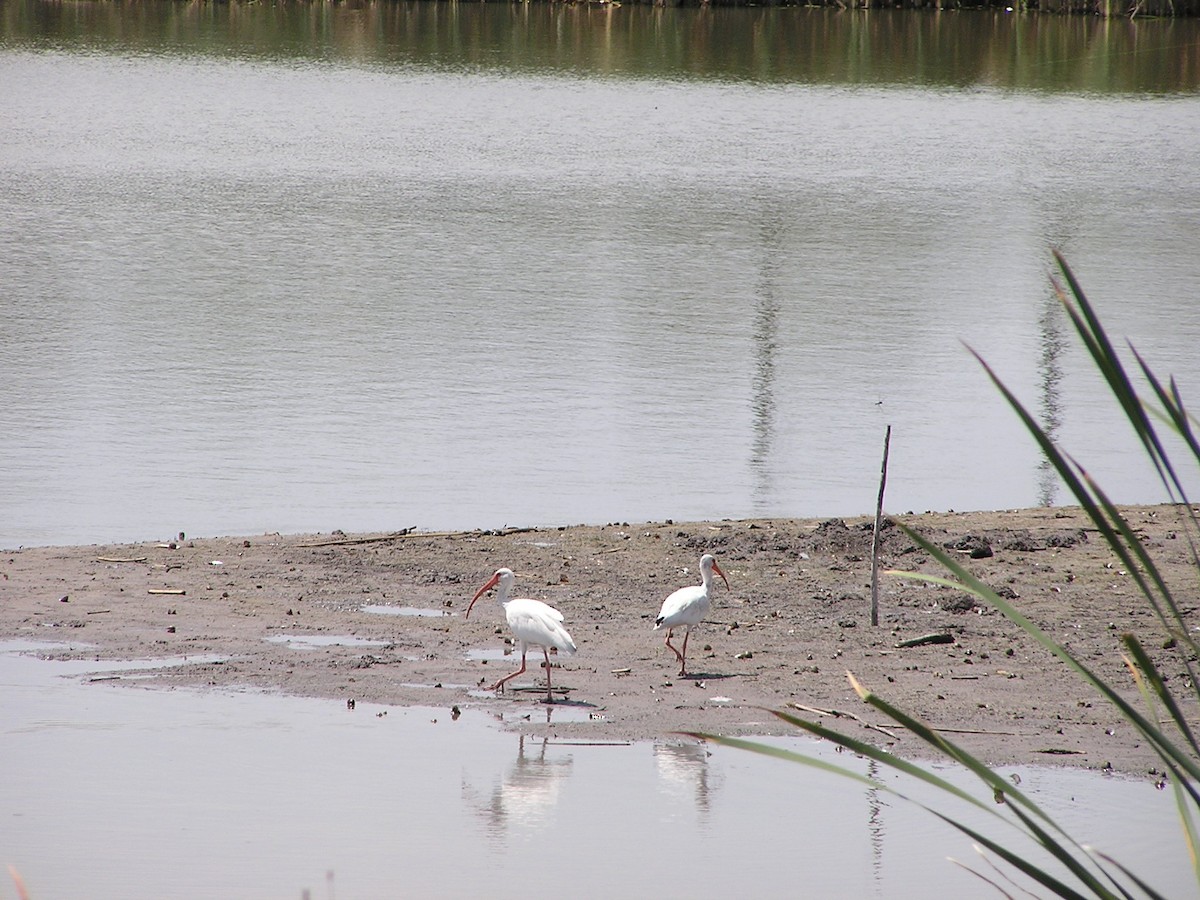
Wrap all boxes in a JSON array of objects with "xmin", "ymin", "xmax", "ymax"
[{"xmin": 870, "ymin": 425, "xmax": 892, "ymax": 627}]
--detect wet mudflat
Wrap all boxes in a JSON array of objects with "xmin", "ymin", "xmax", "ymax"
[{"xmin": 4, "ymin": 506, "xmax": 1198, "ymax": 774}]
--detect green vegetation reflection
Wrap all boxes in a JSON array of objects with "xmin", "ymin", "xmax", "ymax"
[{"xmin": 2, "ymin": 1, "xmax": 1198, "ymax": 93}]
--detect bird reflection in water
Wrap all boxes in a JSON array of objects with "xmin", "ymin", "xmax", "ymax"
[
  {"xmin": 462, "ymin": 734, "xmax": 575, "ymax": 838},
  {"xmin": 653, "ymin": 741, "xmax": 721, "ymax": 817}
]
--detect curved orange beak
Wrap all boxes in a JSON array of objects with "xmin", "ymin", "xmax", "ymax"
[
  {"xmin": 465, "ymin": 572, "xmax": 500, "ymax": 620},
  {"xmin": 713, "ymin": 562, "xmax": 730, "ymax": 591}
]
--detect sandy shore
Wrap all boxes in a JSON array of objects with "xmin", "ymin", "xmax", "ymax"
[{"xmin": 3, "ymin": 504, "xmax": 1196, "ymax": 777}]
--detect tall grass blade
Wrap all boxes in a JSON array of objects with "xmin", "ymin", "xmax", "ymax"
[
  {"xmin": 1077, "ymin": 469, "xmax": 1199, "ymax": 659},
  {"xmin": 1050, "ymin": 251, "xmax": 1169, "ymax": 484},
  {"xmin": 847, "ymin": 678, "xmax": 1135, "ymax": 897},
  {"xmin": 691, "ymin": 725, "xmax": 1109, "ymax": 899},
  {"xmin": 1122, "ymin": 635, "xmax": 1200, "ymax": 756},
  {"xmin": 1131, "ymin": 347, "xmax": 1198, "ymax": 502},
  {"xmin": 891, "ymin": 534, "xmax": 1200, "ymax": 784},
  {"xmin": 710, "ymin": 255, "xmax": 1200, "ymax": 898}
]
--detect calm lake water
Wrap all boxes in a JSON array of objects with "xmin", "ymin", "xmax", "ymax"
[
  {"xmin": 2, "ymin": 642, "xmax": 1192, "ymax": 899},
  {"xmin": 1, "ymin": 3, "xmax": 1199, "ymax": 548}
]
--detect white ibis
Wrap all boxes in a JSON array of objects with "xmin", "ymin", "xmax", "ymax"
[
  {"xmin": 467, "ymin": 568, "xmax": 577, "ymax": 703},
  {"xmin": 654, "ymin": 554, "xmax": 729, "ymax": 676}
]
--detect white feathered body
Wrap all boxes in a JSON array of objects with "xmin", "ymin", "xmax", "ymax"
[
  {"xmin": 654, "ymin": 585, "xmax": 710, "ymax": 632},
  {"xmin": 504, "ymin": 597, "xmax": 577, "ymax": 656}
]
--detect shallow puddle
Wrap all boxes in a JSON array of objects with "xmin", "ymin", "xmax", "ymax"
[
  {"xmin": 1, "ymin": 642, "xmax": 1191, "ymax": 899},
  {"xmin": 263, "ymin": 634, "xmax": 391, "ymax": 649},
  {"xmin": 360, "ymin": 604, "xmax": 454, "ymax": 618},
  {"xmin": 465, "ymin": 646, "xmax": 516, "ymax": 661},
  {"xmin": 493, "ymin": 700, "xmax": 604, "ymax": 726}
]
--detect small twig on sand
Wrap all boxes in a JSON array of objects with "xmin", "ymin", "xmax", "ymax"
[
  {"xmin": 148, "ymin": 589, "xmax": 186, "ymax": 596},
  {"xmin": 96, "ymin": 556, "xmax": 148, "ymax": 563}
]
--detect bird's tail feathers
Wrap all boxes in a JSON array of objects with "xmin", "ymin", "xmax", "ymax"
[{"xmin": 553, "ymin": 623, "xmax": 578, "ymax": 656}]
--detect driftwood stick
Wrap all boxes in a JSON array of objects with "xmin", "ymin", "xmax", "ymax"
[
  {"xmin": 148, "ymin": 589, "xmax": 186, "ymax": 596},
  {"xmin": 302, "ymin": 530, "xmax": 416, "ymax": 547},
  {"xmin": 96, "ymin": 556, "xmax": 148, "ymax": 563},
  {"xmin": 896, "ymin": 632, "xmax": 954, "ymax": 648},
  {"xmin": 933, "ymin": 727, "xmax": 1026, "ymax": 736},
  {"xmin": 870, "ymin": 424, "xmax": 892, "ymax": 627},
  {"xmin": 789, "ymin": 702, "xmax": 899, "ymax": 739},
  {"xmin": 1036, "ymin": 748, "xmax": 1086, "ymax": 756},
  {"xmin": 791, "ymin": 702, "xmax": 847, "ymax": 718},
  {"xmin": 791, "ymin": 702, "xmax": 1022, "ymax": 739},
  {"xmin": 512, "ymin": 684, "xmax": 569, "ymax": 694},
  {"xmin": 302, "ymin": 526, "xmax": 538, "ymax": 548}
]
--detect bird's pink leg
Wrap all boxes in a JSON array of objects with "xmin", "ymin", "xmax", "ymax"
[
  {"xmin": 678, "ymin": 628, "xmax": 691, "ymax": 677},
  {"xmin": 664, "ymin": 629, "xmax": 686, "ymax": 670},
  {"xmin": 489, "ymin": 648, "xmax": 528, "ymax": 693}
]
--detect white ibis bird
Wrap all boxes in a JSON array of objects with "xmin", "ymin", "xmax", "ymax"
[
  {"xmin": 654, "ymin": 554, "xmax": 729, "ymax": 676},
  {"xmin": 467, "ymin": 568, "xmax": 577, "ymax": 703}
]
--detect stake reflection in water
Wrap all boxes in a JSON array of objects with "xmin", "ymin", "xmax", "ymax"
[
  {"xmin": 750, "ymin": 203, "xmax": 784, "ymax": 513},
  {"xmin": 866, "ymin": 757, "xmax": 886, "ymax": 891},
  {"xmin": 1036, "ymin": 282, "xmax": 1067, "ymax": 507}
]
